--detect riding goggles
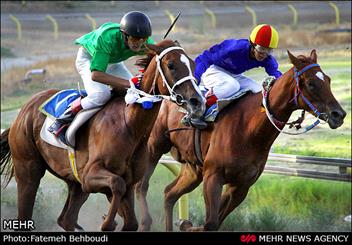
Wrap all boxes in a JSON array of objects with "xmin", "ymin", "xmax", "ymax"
[
  {"xmin": 128, "ymin": 35, "xmax": 148, "ymax": 43},
  {"xmin": 255, "ymin": 45, "xmax": 273, "ymax": 55}
]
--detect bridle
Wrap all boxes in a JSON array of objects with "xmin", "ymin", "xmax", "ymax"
[
  {"xmin": 151, "ymin": 46, "xmax": 201, "ymax": 105},
  {"xmin": 126, "ymin": 46, "xmax": 203, "ymax": 106},
  {"xmin": 262, "ymin": 63, "xmax": 328, "ymax": 135}
]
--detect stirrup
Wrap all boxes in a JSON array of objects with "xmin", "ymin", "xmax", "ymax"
[
  {"xmin": 49, "ymin": 123, "xmax": 68, "ymax": 137},
  {"xmin": 48, "ymin": 121, "xmax": 63, "ymax": 134},
  {"xmin": 57, "ymin": 131, "xmax": 68, "ymax": 145}
]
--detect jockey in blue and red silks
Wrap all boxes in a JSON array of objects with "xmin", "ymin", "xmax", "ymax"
[{"xmin": 182, "ymin": 24, "xmax": 282, "ymax": 126}]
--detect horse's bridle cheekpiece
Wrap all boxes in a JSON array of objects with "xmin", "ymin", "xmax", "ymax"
[
  {"xmin": 153, "ymin": 46, "xmax": 200, "ymax": 105},
  {"xmin": 126, "ymin": 46, "xmax": 202, "ymax": 107},
  {"xmin": 262, "ymin": 63, "xmax": 326, "ymax": 135}
]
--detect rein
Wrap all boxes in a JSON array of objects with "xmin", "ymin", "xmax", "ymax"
[
  {"xmin": 262, "ymin": 63, "xmax": 325, "ymax": 135},
  {"xmin": 164, "ymin": 127, "xmax": 194, "ymax": 137}
]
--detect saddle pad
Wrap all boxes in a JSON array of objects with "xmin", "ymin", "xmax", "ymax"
[{"xmin": 39, "ymin": 89, "xmax": 87, "ymax": 120}]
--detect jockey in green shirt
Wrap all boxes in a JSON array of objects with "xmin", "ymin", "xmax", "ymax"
[
  {"xmin": 75, "ymin": 22, "xmax": 154, "ymax": 73},
  {"xmin": 48, "ymin": 11, "xmax": 155, "ymax": 142}
]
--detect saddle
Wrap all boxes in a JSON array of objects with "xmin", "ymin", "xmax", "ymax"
[{"xmin": 179, "ymin": 85, "xmax": 258, "ymax": 122}]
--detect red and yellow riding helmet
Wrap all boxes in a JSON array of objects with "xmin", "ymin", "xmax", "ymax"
[{"xmin": 249, "ymin": 24, "xmax": 279, "ymax": 49}]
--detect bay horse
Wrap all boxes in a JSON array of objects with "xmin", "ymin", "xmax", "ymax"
[
  {"xmin": 0, "ymin": 39, "xmax": 206, "ymax": 231},
  {"xmin": 135, "ymin": 49, "xmax": 346, "ymax": 231}
]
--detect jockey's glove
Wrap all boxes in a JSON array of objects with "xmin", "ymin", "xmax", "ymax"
[{"xmin": 130, "ymin": 74, "xmax": 143, "ymax": 89}]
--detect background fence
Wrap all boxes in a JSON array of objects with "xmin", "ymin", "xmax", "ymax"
[
  {"xmin": 160, "ymin": 153, "xmax": 352, "ymax": 183},
  {"xmin": 159, "ymin": 153, "xmax": 351, "ymax": 220},
  {"xmin": 2, "ymin": 1, "xmax": 350, "ymax": 41}
]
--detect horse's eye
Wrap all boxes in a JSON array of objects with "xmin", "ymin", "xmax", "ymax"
[
  {"xmin": 307, "ymin": 80, "xmax": 315, "ymax": 90},
  {"xmin": 167, "ymin": 62, "xmax": 175, "ymax": 70}
]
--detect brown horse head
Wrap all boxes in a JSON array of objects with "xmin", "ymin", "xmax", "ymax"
[
  {"xmin": 287, "ymin": 50, "xmax": 346, "ymax": 129},
  {"xmin": 136, "ymin": 39, "xmax": 206, "ymax": 119}
]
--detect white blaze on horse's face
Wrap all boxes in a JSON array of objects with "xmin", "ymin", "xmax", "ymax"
[
  {"xmin": 316, "ymin": 71, "xmax": 324, "ymax": 81},
  {"xmin": 179, "ymin": 54, "xmax": 205, "ymax": 101},
  {"xmin": 180, "ymin": 54, "xmax": 192, "ymax": 76}
]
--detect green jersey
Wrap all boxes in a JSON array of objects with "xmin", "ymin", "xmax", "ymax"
[{"xmin": 75, "ymin": 22, "xmax": 155, "ymax": 72}]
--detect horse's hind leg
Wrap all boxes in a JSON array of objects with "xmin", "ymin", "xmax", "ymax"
[
  {"xmin": 57, "ymin": 181, "xmax": 89, "ymax": 231},
  {"xmin": 82, "ymin": 164, "xmax": 126, "ymax": 231},
  {"xmin": 164, "ymin": 163, "xmax": 202, "ymax": 231},
  {"xmin": 13, "ymin": 156, "xmax": 46, "ymax": 226}
]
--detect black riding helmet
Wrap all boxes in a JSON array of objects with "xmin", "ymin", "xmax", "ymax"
[{"xmin": 120, "ymin": 11, "xmax": 152, "ymax": 38}]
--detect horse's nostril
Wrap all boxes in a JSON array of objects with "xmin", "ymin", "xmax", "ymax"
[{"xmin": 330, "ymin": 110, "xmax": 346, "ymax": 120}]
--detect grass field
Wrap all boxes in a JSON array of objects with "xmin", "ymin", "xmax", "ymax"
[{"xmin": 1, "ymin": 165, "xmax": 350, "ymax": 231}]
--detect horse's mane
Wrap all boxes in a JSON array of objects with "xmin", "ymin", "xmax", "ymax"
[{"xmin": 135, "ymin": 39, "xmax": 178, "ymax": 70}]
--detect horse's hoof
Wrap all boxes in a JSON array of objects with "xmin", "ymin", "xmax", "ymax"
[
  {"xmin": 178, "ymin": 219, "xmax": 193, "ymax": 231},
  {"xmin": 100, "ymin": 222, "xmax": 117, "ymax": 231},
  {"xmin": 75, "ymin": 223, "xmax": 85, "ymax": 232},
  {"xmin": 138, "ymin": 224, "xmax": 151, "ymax": 232},
  {"xmin": 101, "ymin": 214, "xmax": 117, "ymax": 231}
]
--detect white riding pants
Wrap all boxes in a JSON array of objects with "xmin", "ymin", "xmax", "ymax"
[
  {"xmin": 75, "ymin": 47, "xmax": 133, "ymax": 110},
  {"xmin": 200, "ymin": 64, "xmax": 262, "ymax": 99}
]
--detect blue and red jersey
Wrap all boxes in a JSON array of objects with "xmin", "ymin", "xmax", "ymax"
[{"xmin": 194, "ymin": 39, "xmax": 282, "ymax": 83}]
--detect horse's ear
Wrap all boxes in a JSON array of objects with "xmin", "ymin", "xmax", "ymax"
[
  {"xmin": 287, "ymin": 50, "xmax": 303, "ymax": 69},
  {"xmin": 310, "ymin": 49, "xmax": 317, "ymax": 63},
  {"xmin": 174, "ymin": 40, "xmax": 181, "ymax": 47},
  {"xmin": 145, "ymin": 43, "xmax": 164, "ymax": 55}
]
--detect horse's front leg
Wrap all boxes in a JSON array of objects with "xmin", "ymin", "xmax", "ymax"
[
  {"xmin": 217, "ymin": 183, "xmax": 250, "ymax": 228},
  {"xmin": 117, "ymin": 185, "xmax": 138, "ymax": 231},
  {"xmin": 135, "ymin": 167, "xmax": 156, "ymax": 231},
  {"xmin": 164, "ymin": 163, "xmax": 202, "ymax": 231},
  {"xmin": 186, "ymin": 171, "xmax": 223, "ymax": 231},
  {"xmin": 82, "ymin": 163, "xmax": 126, "ymax": 231}
]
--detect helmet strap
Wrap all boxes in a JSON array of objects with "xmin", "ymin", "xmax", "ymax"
[
  {"xmin": 122, "ymin": 31, "xmax": 130, "ymax": 49},
  {"xmin": 249, "ymin": 43, "xmax": 256, "ymax": 60},
  {"xmin": 249, "ymin": 39, "xmax": 256, "ymax": 48}
]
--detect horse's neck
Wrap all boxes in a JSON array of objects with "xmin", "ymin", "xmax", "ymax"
[
  {"xmin": 248, "ymin": 69, "xmax": 297, "ymax": 144},
  {"xmin": 125, "ymin": 60, "xmax": 163, "ymax": 137},
  {"xmin": 265, "ymin": 69, "xmax": 297, "ymax": 121}
]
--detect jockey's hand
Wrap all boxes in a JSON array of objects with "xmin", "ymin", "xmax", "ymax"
[
  {"xmin": 205, "ymin": 88, "xmax": 214, "ymax": 98},
  {"xmin": 130, "ymin": 74, "xmax": 143, "ymax": 89}
]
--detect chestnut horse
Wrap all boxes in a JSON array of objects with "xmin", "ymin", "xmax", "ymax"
[
  {"xmin": 135, "ymin": 49, "xmax": 346, "ymax": 231},
  {"xmin": 0, "ymin": 39, "xmax": 206, "ymax": 231}
]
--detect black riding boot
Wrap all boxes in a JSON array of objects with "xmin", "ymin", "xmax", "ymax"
[
  {"xmin": 181, "ymin": 114, "xmax": 208, "ymax": 129},
  {"xmin": 47, "ymin": 108, "xmax": 75, "ymax": 144},
  {"xmin": 48, "ymin": 98, "xmax": 83, "ymax": 144}
]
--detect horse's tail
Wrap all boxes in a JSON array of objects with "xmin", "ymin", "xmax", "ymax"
[{"xmin": 1, "ymin": 128, "xmax": 14, "ymax": 189}]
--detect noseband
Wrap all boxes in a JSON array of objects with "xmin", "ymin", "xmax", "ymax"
[{"xmin": 262, "ymin": 63, "xmax": 326, "ymax": 135}]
